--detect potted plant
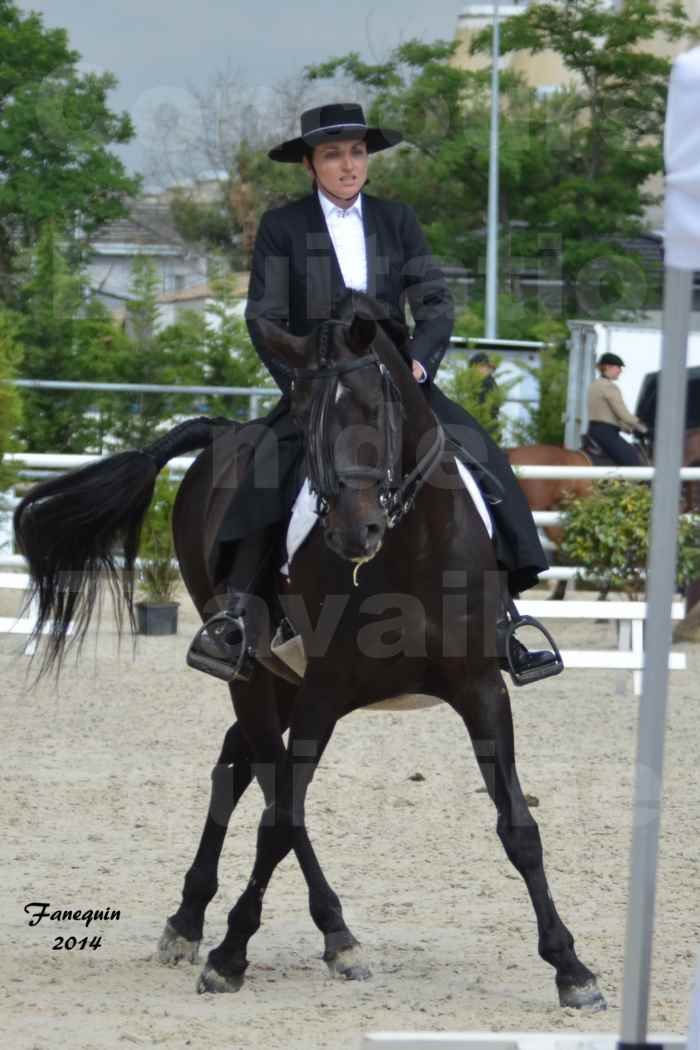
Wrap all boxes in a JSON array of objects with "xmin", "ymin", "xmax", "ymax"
[{"xmin": 136, "ymin": 471, "xmax": 181, "ymax": 635}]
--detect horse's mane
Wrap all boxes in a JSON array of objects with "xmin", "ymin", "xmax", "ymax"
[
  {"xmin": 334, "ymin": 291, "xmax": 413, "ymax": 374},
  {"xmin": 304, "ymin": 294, "xmax": 411, "ymax": 501}
]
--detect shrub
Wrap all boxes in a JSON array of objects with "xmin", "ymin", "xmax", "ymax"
[
  {"xmin": 560, "ymin": 480, "xmax": 700, "ymax": 599},
  {"xmin": 441, "ymin": 355, "xmax": 515, "ymax": 443},
  {"xmin": 138, "ymin": 472, "xmax": 181, "ymax": 603}
]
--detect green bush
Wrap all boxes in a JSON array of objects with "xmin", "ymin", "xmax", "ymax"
[
  {"xmin": 441, "ymin": 355, "xmax": 515, "ymax": 443},
  {"xmin": 560, "ymin": 480, "xmax": 700, "ymax": 599},
  {"xmin": 510, "ymin": 345, "xmax": 569, "ymax": 446},
  {"xmin": 0, "ymin": 309, "xmax": 23, "ymax": 491},
  {"xmin": 450, "ymin": 294, "xmax": 570, "ymax": 446},
  {"xmin": 138, "ymin": 472, "xmax": 181, "ymax": 603}
]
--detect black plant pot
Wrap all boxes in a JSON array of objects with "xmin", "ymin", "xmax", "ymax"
[{"xmin": 136, "ymin": 601, "xmax": 179, "ymax": 636}]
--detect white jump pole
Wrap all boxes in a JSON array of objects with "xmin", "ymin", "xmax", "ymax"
[{"xmin": 618, "ymin": 46, "xmax": 700, "ymax": 1050}]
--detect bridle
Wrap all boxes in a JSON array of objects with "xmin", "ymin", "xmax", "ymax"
[{"xmin": 289, "ymin": 320, "xmax": 446, "ymax": 529}]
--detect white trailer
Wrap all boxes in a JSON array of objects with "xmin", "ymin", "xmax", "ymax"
[{"xmin": 565, "ymin": 318, "xmax": 700, "ymax": 448}]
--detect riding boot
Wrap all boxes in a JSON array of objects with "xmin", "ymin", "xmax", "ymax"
[
  {"xmin": 496, "ymin": 594, "xmax": 564, "ymax": 687},
  {"xmin": 186, "ymin": 529, "xmax": 276, "ymax": 683}
]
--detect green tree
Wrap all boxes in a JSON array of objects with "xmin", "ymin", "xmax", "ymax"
[
  {"xmin": 470, "ymin": 0, "xmax": 695, "ymax": 312},
  {"xmin": 169, "ymin": 142, "xmax": 309, "ymax": 268},
  {"xmin": 510, "ymin": 345, "xmax": 569, "ymax": 446},
  {"xmin": 14, "ymin": 222, "xmax": 120, "ymax": 452},
  {"xmin": 0, "ymin": 1, "xmax": 139, "ymax": 296},
  {"xmin": 103, "ymin": 257, "xmax": 203, "ymax": 449},
  {"xmin": 196, "ymin": 274, "xmax": 277, "ymax": 418},
  {"xmin": 149, "ymin": 274, "xmax": 276, "ymax": 424},
  {"xmin": 307, "ymin": 8, "xmax": 694, "ymax": 315},
  {"xmin": 0, "ymin": 308, "xmax": 22, "ymax": 491}
]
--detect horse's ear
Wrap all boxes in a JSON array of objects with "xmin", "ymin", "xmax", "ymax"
[
  {"xmin": 347, "ymin": 315, "xmax": 377, "ymax": 355},
  {"xmin": 252, "ymin": 319, "xmax": 307, "ymax": 366}
]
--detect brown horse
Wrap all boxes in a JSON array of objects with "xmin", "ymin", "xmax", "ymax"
[
  {"xmin": 506, "ymin": 445, "xmax": 593, "ymax": 599},
  {"xmin": 684, "ymin": 428, "xmax": 700, "ymax": 512}
]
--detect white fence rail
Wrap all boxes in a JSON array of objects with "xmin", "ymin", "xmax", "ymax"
[
  {"xmin": 1, "ymin": 461, "xmax": 691, "ymax": 694},
  {"xmin": 5, "ymin": 452, "xmax": 700, "ymax": 478},
  {"xmin": 2, "ymin": 459, "xmax": 698, "ymax": 584}
]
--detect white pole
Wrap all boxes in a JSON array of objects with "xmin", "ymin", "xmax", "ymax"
[
  {"xmin": 485, "ymin": 0, "xmax": 500, "ymax": 340},
  {"xmin": 618, "ymin": 266, "xmax": 692, "ymax": 1046}
]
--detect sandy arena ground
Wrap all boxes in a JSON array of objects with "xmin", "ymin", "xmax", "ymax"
[{"xmin": 1, "ymin": 584, "xmax": 699, "ymax": 1050}]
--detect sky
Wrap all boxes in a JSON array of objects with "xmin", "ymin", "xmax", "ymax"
[{"xmin": 23, "ymin": 1, "xmax": 467, "ymax": 180}]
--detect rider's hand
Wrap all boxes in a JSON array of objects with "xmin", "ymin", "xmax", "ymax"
[
  {"xmin": 635, "ymin": 422, "xmax": 648, "ymax": 435},
  {"xmin": 412, "ymin": 361, "xmax": 427, "ymax": 383}
]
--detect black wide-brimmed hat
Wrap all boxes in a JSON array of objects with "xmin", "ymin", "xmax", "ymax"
[
  {"xmin": 598, "ymin": 352, "xmax": 625, "ymax": 368},
  {"xmin": 268, "ymin": 103, "xmax": 402, "ymax": 164}
]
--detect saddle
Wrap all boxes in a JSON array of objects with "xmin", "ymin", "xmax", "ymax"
[
  {"xmin": 580, "ymin": 430, "xmax": 649, "ymax": 467},
  {"xmin": 580, "ymin": 431, "xmax": 616, "ymax": 466}
]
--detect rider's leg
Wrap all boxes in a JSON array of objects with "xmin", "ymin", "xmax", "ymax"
[
  {"xmin": 588, "ymin": 422, "xmax": 641, "ymax": 466},
  {"xmin": 441, "ymin": 413, "xmax": 562, "ymax": 687},
  {"xmin": 187, "ymin": 525, "xmax": 281, "ymax": 683},
  {"xmin": 495, "ymin": 584, "xmax": 563, "ymax": 687}
]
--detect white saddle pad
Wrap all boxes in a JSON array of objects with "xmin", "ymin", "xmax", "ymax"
[{"xmin": 280, "ymin": 458, "xmax": 493, "ymax": 576}]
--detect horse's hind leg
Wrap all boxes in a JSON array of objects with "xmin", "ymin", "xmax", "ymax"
[
  {"xmin": 448, "ymin": 670, "xmax": 607, "ymax": 1010},
  {"xmin": 158, "ymin": 721, "xmax": 254, "ymax": 965}
]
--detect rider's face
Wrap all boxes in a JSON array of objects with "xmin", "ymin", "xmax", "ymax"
[
  {"xmin": 603, "ymin": 365, "xmax": 622, "ymax": 379},
  {"xmin": 303, "ymin": 139, "xmax": 369, "ymax": 207}
]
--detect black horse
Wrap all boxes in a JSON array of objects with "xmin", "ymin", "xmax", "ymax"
[{"xmin": 14, "ymin": 293, "xmax": 605, "ymax": 1008}]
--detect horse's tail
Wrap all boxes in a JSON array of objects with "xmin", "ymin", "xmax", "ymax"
[{"xmin": 13, "ymin": 416, "xmax": 227, "ymax": 676}]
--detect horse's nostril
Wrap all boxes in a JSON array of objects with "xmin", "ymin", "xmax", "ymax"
[{"xmin": 366, "ymin": 522, "xmax": 383, "ymax": 539}]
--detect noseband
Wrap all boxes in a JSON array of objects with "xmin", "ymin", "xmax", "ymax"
[{"xmin": 290, "ymin": 321, "xmax": 445, "ymax": 529}]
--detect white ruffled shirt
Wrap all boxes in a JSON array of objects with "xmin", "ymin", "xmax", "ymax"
[
  {"xmin": 317, "ymin": 188, "xmax": 426, "ymax": 382},
  {"xmin": 318, "ymin": 189, "xmax": 367, "ymax": 292}
]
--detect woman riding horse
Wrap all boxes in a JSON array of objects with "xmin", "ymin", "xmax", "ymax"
[
  {"xmin": 586, "ymin": 352, "xmax": 648, "ymax": 466},
  {"xmin": 188, "ymin": 103, "xmax": 561, "ymax": 688}
]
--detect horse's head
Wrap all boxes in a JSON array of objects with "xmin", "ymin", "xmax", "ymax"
[{"xmin": 256, "ymin": 297, "xmax": 422, "ymax": 566}]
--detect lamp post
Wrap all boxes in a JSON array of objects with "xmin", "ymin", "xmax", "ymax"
[{"xmin": 485, "ymin": 0, "xmax": 501, "ymax": 340}]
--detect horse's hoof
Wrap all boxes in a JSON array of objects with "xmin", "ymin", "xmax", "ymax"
[
  {"xmin": 325, "ymin": 945, "xmax": 372, "ymax": 981},
  {"xmin": 196, "ymin": 963, "xmax": 245, "ymax": 994},
  {"xmin": 157, "ymin": 920, "xmax": 200, "ymax": 966},
  {"xmin": 558, "ymin": 979, "xmax": 607, "ymax": 1011}
]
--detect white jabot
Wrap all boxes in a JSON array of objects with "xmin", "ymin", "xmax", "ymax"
[
  {"xmin": 665, "ymin": 46, "xmax": 700, "ymax": 269},
  {"xmin": 318, "ymin": 189, "xmax": 368, "ymax": 291}
]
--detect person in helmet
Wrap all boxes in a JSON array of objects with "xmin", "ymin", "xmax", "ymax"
[{"xmin": 587, "ymin": 353, "xmax": 648, "ymax": 466}]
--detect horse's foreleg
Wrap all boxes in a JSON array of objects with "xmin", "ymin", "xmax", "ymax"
[
  {"xmin": 195, "ymin": 719, "xmax": 289, "ymax": 994},
  {"xmin": 197, "ymin": 687, "xmax": 365, "ymax": 993},
  {"xmin": 158, "ymin": 721, "xmax": 254, "ymax": 965},
  {"xmin": 294, "ymin": 826, "xmax": 371, "ymax": 981},
  {"xmin": 450, "ymin": 670, "xmax": 606, "ymax": 1011}
]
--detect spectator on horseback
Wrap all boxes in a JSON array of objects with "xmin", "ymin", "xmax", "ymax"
[
  {"xmin": 587, "ymin": 353, "xmax": 648, "ymax": 466},
  {"xmin": 187, "ymin": 103, "xmax": 562, "ymax": 688}
]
